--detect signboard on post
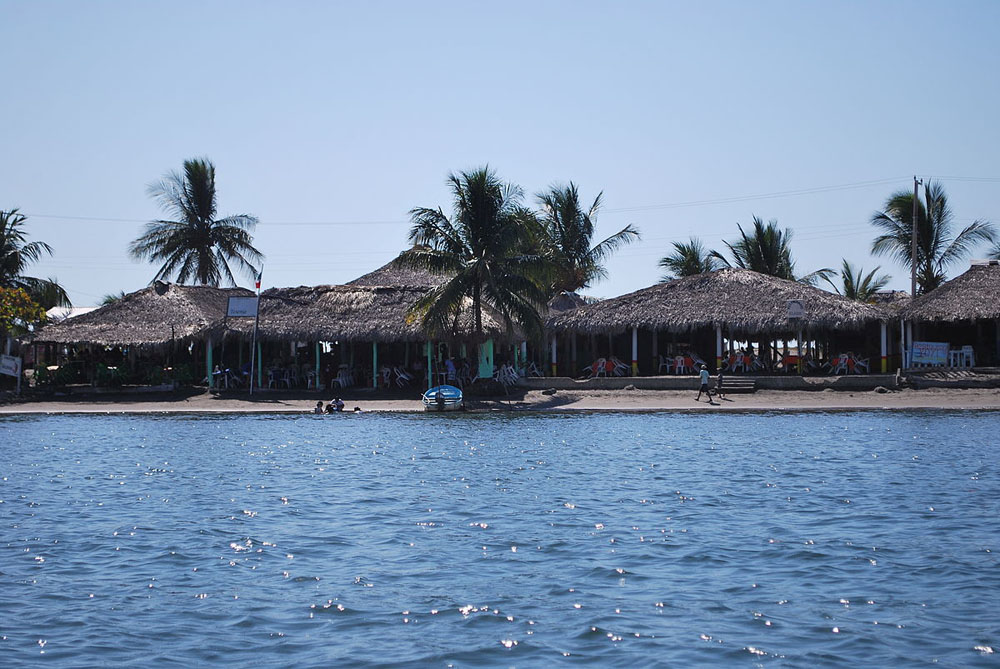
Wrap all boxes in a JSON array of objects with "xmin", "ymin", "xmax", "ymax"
[
  {"xmin": 787, "ymin": 300, "xmax": 805, "ymax": 319},
  {"xmin": 911, "ymin": 341, "xmax": 948, "ymax": 366},
  {"xmin": 1, "ymin": 354, "xmax": 22, "ymax": 393},
  {"xmin": 227, "ymin": 296, "xmax": 259, "ymax": 318},
  {"xmin": 0, "ymin": 354, "xmax": 21, "ymax": 377}
]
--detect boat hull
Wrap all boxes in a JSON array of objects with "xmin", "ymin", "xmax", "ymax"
[{"xmin": 422, "ymin": 385, "xmax": 463, "ymax": 412}]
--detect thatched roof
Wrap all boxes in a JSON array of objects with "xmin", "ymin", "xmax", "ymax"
[
  {"xmin": 902, "ymin": 262, "xmax": 1000, "ymax": 322},
  {"xmin": 869, "ymin": 290, "xmax": 911, "ymax": 318},
  {"xmin": 547, "ymin": 291, "xmax": 588, "ymax": 315},
  {"xmin": 32, "ymin": 282, "xmax": 251, "ymax": 346},
  {"xmin": 547, "ymin": 268, "xmax": 885, "ymax": 335},
  {"xmin": 347, "ymin": 256, "xmax": 446, "ymax": 288},
  {"xmin": 225, "ymin": 283, "xmax": 518, "ymax": 343}
]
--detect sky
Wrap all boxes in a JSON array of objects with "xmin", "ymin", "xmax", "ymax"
[{"xmin": 3, "ymin": 0, "xmax": 999, "ymax": 307}]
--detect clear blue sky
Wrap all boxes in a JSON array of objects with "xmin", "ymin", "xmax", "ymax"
[{"xmin": 3, "ymin": 0, "xmax": 999, "ymax": 306}]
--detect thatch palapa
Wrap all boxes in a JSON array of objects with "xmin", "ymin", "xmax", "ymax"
[
  {"xmin": 225, "ymin": 283, "xmax": 519, "ymax": 343},
  {"xmin": 548, "ymin": 268, "xmax": 885, "ymax": 335},
  {"xmin": 31, "ymin": 282, "xmax": 250, "ymax": 347},
  {"xmin": 901, "ymin": 262, "xmax": 1000, "ymax": 322}
]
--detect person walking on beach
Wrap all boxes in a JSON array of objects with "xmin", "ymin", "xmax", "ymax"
[
  {"xmin": 695, "ymin": 363, "xmax": 711, "ymax": 401},
  {"xmin": 715, "ymin": 369, "xmax": 725, "ymax": 400}
]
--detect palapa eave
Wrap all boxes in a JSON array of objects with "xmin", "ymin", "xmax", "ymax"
[
  {"xmin": 30, "ymin": 282, "xmax": 251, "ymax": 347},
  {"xmin": 546, "ymin": 268, "xmax": 887, "ymax": 336},
  {"xmin": 901, "ymin": 262, "xmax": 1000, "ymax": 323}
]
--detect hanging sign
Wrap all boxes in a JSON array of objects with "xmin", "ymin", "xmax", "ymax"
[
  {"xmin": 227, "ymin": 296, "xmax": 259, "ymax": 318},
  {"xmin": 787, "ymin": 300, "xmax": 805, "ymax": 319}
]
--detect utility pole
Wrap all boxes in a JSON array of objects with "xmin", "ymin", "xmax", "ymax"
[{"xmin": 910, "ymin": 176, "xmax": 922, "ymax": 297}]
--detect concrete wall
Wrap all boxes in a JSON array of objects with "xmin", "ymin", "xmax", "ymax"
[{"xmin": 520, "ymin": 374, "xmax": 900, "ymax": 391}]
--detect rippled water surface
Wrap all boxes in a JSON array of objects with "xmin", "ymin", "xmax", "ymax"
[{"xmin": 2, "ymin": 411, "xmax": 999, "ymax": 666}]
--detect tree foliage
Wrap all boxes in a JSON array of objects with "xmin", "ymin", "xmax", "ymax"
[
  {"xmin": 822, "ymin": 259, "xmax": 891, "ymax": 302},
  {"xmin": 870, "ymin": 180, "xmax": 995, "ymax": 294},
  {"xmin": 658, "ymin": 237, "xmax": 721, "ymax": 281},
  {"xmin": 0, "ymin": 286, "xmax": 46, "ymax": 334},
  {"xmin": 711, "ymin": 216, "xmax": 833, "ymax": 285},
  {"xmin": 129, "ymin": 158, "xmax": 264, "ymax": 286},
  {"xmin": 533, "ymin": 183, "xmax": 639, "ymax": 294},
  {"xmin": 397, "ymin": 167, "xmax": 549, "ymax": 341},
  {"xmin": 0, "ymin": 208, "xmax": 70, "ymax": 308}
]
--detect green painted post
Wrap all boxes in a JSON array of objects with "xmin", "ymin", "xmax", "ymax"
[
  {"xmin": 315, "ymin": 341, "xmax": 321, "ymax": 389},
  {"xmin": 372, "ymin": 341, "xmax": 378, "ymax": 388},
  {"xmin": 206, "ymin": 336, "xmax": 214, "ymax": 389},
  {"xmin": 478, "ymin": 339, "xmax": 494, "ymax": 379}
]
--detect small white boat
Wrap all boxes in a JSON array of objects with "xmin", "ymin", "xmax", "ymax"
[{"xmin": 422, "ymin": 385, "xmax": 463, "ymax": 412}]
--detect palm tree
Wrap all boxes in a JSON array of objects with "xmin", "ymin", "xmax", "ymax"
[
  {"xmin": 397, "ymin": 166, "xmax": 549, "ymax": 341},
  {"xmin": 658, "ymin": 237, "xmax": 721, "ymax": 281},
  {"xmin": 129, "ymin": 158, "xmax": 263, "ymax": 286},
  {"xmin": 711, "ymin": 216, "xmax": 832, "ymax": 284},
  {"xmin": 0, "ymin": 208, "xmax": 70, "ymax": 308},
  {"xmin": 533, "ymin": 183, "xmax": 639, "ymax": 294},
  {"xmin": 823, "ymin": 259, "xmax": 891, "ymax": 301},
  {"xmin": 870, "ymin": 180, "xmax": 995, "ymax": 294},
  {"xmin": 101, "ymin": 290, "xmax": 127, "ymax": 306}
]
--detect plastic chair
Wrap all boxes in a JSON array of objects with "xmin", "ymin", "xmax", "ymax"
[{"xmin": 658, "ymin": 355, "xmax": 673, "ymax": 374}]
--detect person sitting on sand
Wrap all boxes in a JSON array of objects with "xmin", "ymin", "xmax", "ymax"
[
  {"xmin": 695, "ymin": 364, "xmax": 711, "ymax": 402},
  {"xmin": 313, "ymin": 400, "xmax": 324, "ymax": 414}
]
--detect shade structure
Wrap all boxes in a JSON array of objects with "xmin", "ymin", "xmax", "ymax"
[
  {"xmin": 31, "ymin": 281, "xmax": 251, "ymax": 346},
  {"xmin": 547, "ymin": 268, "xmax": 886, "ymax": 335},
  {"xmin": 224, "ymin": 283, "xmax": 522, "ymax": 343},
  {"xmin": 901, "ymin": 262, "xmax": 1000, "ymax": 323}
]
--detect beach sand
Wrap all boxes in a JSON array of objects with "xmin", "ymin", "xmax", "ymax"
[{"xmin": 2, "ymin": 386, "xmax": 999, "ymax": 414}]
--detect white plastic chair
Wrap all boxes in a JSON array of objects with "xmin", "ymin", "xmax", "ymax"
[{"xmin": 658, "ymin": 355, "xmax": 673, "ymax": 374}]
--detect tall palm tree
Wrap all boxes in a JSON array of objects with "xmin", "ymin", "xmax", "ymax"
[
  {"xmin": 711, "ymin": 216, "xmax": 832, "ymax": 284},
  {"xmin": 397, "ymin": 167, "xmax": 549, "ymax": 341},
  {"xmin": 871, "ymin": 180, "xmax": 995, "ymax": 294},
  {"xmin": 822, "ymin": 259, "xmax": 891, "ymax": 301},
  {"xmin": 533, "ymin": 183, "xmax": 639, "ymax": 294},
  {"xmin": 129, "ymin": 158, "xmax": 263, "ymax": 286},
  {"xmin": 658, "ymin": 237, "xmax": 720, "ymax": 281},
  {"xmin": 0, "ymin": 208, "xmax": 70, "ymax": 308}
]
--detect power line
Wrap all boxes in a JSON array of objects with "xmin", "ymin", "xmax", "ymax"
[
  {"xmin": 24, "ymin": 173, "xmax": 1000, "ymax": 227},
  {"xmin": 601, "ymin": 177, "xmax": 911, "ymax": 214}
]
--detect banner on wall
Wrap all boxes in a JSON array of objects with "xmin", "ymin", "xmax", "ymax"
[{"xmin": 911, "ymin": 341, "xmax": 948, "ymax": 366}]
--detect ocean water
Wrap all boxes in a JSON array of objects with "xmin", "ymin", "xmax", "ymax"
[{"xmin": 1, "ymin": 411, "xmax": 998, "ymax": 667}]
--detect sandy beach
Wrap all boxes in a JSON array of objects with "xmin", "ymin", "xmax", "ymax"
[{"xmin": 2, "ymin": 386, "xmax": 999, "ymax": 414}]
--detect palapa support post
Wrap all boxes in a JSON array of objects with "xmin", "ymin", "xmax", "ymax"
[
  {"xmin": 631, "ymin": 327, "xmax": 638, "ymax": 376},
  {"xmin": 206, "ymin": 336, "xmax": 213, "ymax": 389},
  {"xmin": 256, "ymin": 341, "xmax": 263, "ymax": 389},
  {"xmin": 905, "ymin": 321, "xmax": 913, "ymax": 368},
  {"xmin": 571, "ymin": 334, "xmax": 578, "ymax": 373},
  {"xmin": 651, "ymin": 329, "xmax": 658, "ymax": 374},
  {"xmin": 372, "ymin": 341, "xmax": 378, "ymax": 388},
  {"xmin": 880, "ymin": 322, "xmax": 887, "ymax": 373},
  {"xmin": 550, "ymin": 335, "xmax": 557, "ymax": 377},
  {"xmin": 426, "ymin": 341, "xmax": 432, "ymax": 391},
  {"xmin": 315, "ymin": 341, "xmax": 321, "ymax": 389},
  {"xmin": 715, "ymin": 326, "xmax": 723, "ymax": 371},
  {"xmin": 797, "ymin": 329, "xmax": 804, "ymax": 375}
]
